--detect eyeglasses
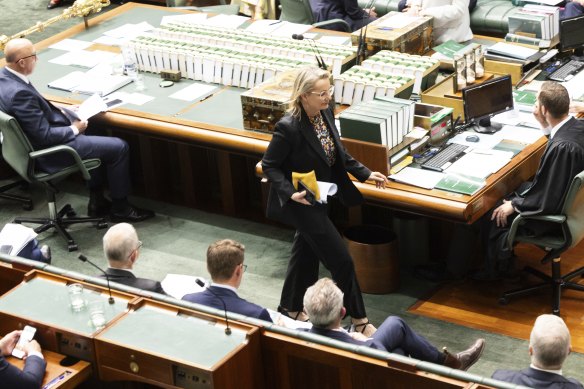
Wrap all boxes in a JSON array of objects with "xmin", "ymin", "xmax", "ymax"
[
  {"xmin": 17, "ymin": 53, "xmax": 37, "ymax": 62},
  {"xmin": 310, "ymin": 86, "xmax": 334, "ymax": 99},
  {"xmin": 241, "ymin": 263, "xmax": 248, "ymax": 272},
  {"xmin": 128, "ymin": 240, "xmax": 143, "ymax": 259}
]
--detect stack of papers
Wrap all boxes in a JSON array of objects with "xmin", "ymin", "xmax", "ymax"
[
  {"xmin": 0, "ymin": 223, "xmax": 37, "ymax": 256},
  {"xmin": 48, "ymin": 71, "xmax": 132, "ymax": 97}
]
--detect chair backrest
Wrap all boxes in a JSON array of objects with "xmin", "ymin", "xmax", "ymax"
[
  {"xmin": 562, "ymin": 170, "xmax": 584, "ymax": 248},
  {"xmin": 279, "ymin": 0, "xmax": 314, "ymax": 23},
  {"xmin": 0, "ymin": 111, "xmax": 35, "ymax": 183}
]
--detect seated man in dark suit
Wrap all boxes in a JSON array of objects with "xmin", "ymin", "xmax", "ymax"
[
  {"xmin": 182, "ymin": 239, "xmax": 272, "ymax": 322},
  {"xmin": 100, "ymin": 223, "xmax": 165, "ymax": 294},
  {"xmin": 0, "ymin": 38, "xmax": 153, "ymax": 222},
  {"xmin": 0, "ymin": 330, "xmax": 46, "ymax": 389},
  {"xmin": 493, "ymin": 314, "xmax": 583, "ymax": 388},
  {"xmin": 304, "ymin": 278, "xmax": 484, "ymax": 371}
]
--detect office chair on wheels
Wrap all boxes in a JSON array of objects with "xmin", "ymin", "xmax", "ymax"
[
  {"xmin": 498, "ymin": 170, "xmax": 584, "ymax": 316},
  {"xmin": 0, "ymin": 178, "xmax": 33, "ymax": 210},
  {"xmin": 279, "ymin": 0, "xmax": 351, "ymax": 32},
  {"xmin": 0, "ymin": 111, "xmax": 108, "ymax": 252}
]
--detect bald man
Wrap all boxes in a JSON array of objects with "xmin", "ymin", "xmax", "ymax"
[
  {"xmin": 0, "ymin": 38, "xmax": 153, "ymax": 223},
  {"xmin": 493, "ymin": 314, "xmax": 583, "ymax": 388},
  {"xmin": 100, "ymin": 223, "xmax": 165, "ymax": 294}
]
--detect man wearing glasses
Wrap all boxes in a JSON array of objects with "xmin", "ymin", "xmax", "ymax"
[
  {"xmin": 0, "ymin": 38, "xmax": 154, "ymax": 223},
  {"xmin": 182, "ymin": 239, "xmax": 273, "ymax": 323},
  {"xmin": 100, "ymin": 223, "xmax": 165, "ymax": 294}
]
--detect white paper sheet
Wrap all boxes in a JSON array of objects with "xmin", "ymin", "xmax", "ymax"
[
  {"xmin": 389, "ymin": 167, "xmax": 445, "ymax": 189},
  {"xmin": 0, "ymin": 223, "xmax": 37, "ymax": 256},
  {"xmin": 316, "ymin": 181, "xmax": 338, "ymax": 203},
  {"xmin": 317, "ymin": 35, "xmax": 351, "ymax": 46},
  {"xmin": 268, "ymin": 309, "xmax": 313, "ymax": 329},
  {"xmin": 270, "ymin": 21, "xmax": 313, "ymax": 37},
  {"xmin": 445, "ymin": 149, "xmax": 513, "ymax": 179},
  {"xmin": 169, "ymin": 83, "xmax": 218, "ymax": 101},
  {"xmin": 245, "ymin": 19, "xmax": 286, "ymax": 34},
  {"xmin": 49, "ymin": 39, "xmax": 93, "ymax": 52},
  {"xmin": 77, "ymin": 94, "xmax": 108, "ymax": 121},
  {"xmin": 161, "ymin": 274, "xmax": 207, "ymax": 300},
  {"xmin": 201, "ymin": 14, "xmax": 249, "ymax": 29},
  {"xmin": 161, "ymin": 13, "xmax": 208, "ymax": 26}
]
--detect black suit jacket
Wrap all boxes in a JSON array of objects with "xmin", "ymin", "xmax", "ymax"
[
  {"xmin": 0, "ymin": 355, "xmax": 46, "ymax": 389},
  {"xmin": 262, "ymin": 108, "xmax": 371, "ymax": 233},
  {"xmin": 99, "ymin": 268, "xmax": 165, "ymax": 295},
  {"xmin": 493, "ymin": 367, "xmax": 584, "ymax": 389}
]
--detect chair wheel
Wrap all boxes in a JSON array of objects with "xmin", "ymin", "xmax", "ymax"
[
  {"xmin": 498, "ymin": 297, "xmax": 509, "ymax": 305},
  {"xmin": 22, "ymin": 202, "xmax": 33, "ymax": 211},
  {"xmin": 68, "ymin": 244, "xmax": 78, "ymax": 252},
  {"xmin": 97, "ymin": 222, "xmax": 108, "ymax": 229}
]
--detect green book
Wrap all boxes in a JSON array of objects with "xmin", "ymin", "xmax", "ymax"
[
  {"xmin": 435, "ymin": 173, "xmax": 485, "ymax": 196},
  {"xmin": 513, "ymin": 90, "xmax": 537, "ymax": 112},
  {"xmin": 338, "ymin": 112, "xmax": 387, "ymax": 145},
  {"xmin": 432, "ymin": 40, "xmax": 466, "ymax": 59}
]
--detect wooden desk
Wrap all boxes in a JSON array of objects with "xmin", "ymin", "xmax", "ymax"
[
  {"xmin": 0, "ymin": 3, "xmax": 545, "ymax": 224},
  {"xmin": 7, "ymin": 349, "xmax": 92, "ymax": 389}
]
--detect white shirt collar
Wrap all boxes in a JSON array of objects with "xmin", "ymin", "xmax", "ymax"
[
  {"xmin": 210, "ymin": 282, "xmax": 238, "ymax": 294},
  {"xmin": 5, "ymin": 66, "xmax": 29, "ymax": 84},
  {"xmin": 550, "ymin": 116, "xmax": 571, "ymax": 139},
  {"xmin": 530, "ymin": 363, "xmax": 562, "ymax": 376}
]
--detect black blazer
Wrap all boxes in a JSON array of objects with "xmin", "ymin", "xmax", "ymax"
[
  {"xmin": 493, "ymin": 367, "xmax": 584, "ymax": 389},
  {"xmin": 262, "ymin": 108, "xmax": 371, "ymax": 233},
  {"xmin": 99, "ymin": 268, "xmax": 165, "ymax": 295}
]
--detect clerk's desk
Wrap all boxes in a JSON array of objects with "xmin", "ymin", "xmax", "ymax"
[
  {"xmin": 0, "ymin": 270, "xmax": 262, "ymax": 388},
  {"xmin": 0, "ymin": 2, "xmax": 546, "ymax": 224}
]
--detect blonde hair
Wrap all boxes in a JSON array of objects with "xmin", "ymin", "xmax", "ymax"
[{"xmin": 287, "ymin": 67, "xmax": 331, "ymax": 118}]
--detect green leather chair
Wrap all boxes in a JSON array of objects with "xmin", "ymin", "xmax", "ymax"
[
  {"xmin": 279, "ymin": 0, "xmax": 351, "ymax": 32},
  {"xmin": 0, "ymin": 111, "xmax": 107, "ymax": 252},
  {"xmin": 499, "ymin": 170, "xmax": 584, "ymax": 316},
  {"xmin": 166, "ymin": 0, "xmax": 241, "ymax": 15}
]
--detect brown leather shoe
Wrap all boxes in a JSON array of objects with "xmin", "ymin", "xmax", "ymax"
[
  {"xmin": 47, "ymin": 0, "xmax": 62, "ymax": 9},
  {"xmin": 443, "ymin": 338, "xmax": 485, "ymax": 371}
]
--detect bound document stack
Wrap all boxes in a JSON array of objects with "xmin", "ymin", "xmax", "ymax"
[{"xmin": 338, "ymin": 97, "xmax": 415, "ymax": 148}]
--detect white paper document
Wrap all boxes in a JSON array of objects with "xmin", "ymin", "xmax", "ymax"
[
  {"xmin": 202, "ymin": 14, "xmax": 249, "ymax": 29},
  {"xmin": 445, "ymin": 149, "xmax": 514, "ymax": 179},
  {"xmin": 316, "ymin": 181, "xmax": 338, "ymax": 203},
  {"xmin": 378, "ymin": 14, "xmax": 421, "ymax": 29},
  {"xmin": 0, "ymin": 223, "xmax": 37, "ymax": 256},
  {"xmin": 497, "ymin": 125, "xmax": 544, "ymax": 144},
  {"xmin": 49, "ymin": 50, "xmax": 118, "ymax": 68},
  {"xmin": 49, "ymin": 38, "xmax": 93, "ymax": 52},
  {"xmin": 161, "ymin": 274, "xmax": 207, "ymax": 300},
  {"xmin": 245, "ymin": 19, "xmax": 287, "ymax": 34},
  {"xmin": 268, "ymin": 309, "xmax": 313, "ymax": 329},
  {"xmin": 270, "ymin": 21, "xmax": 313, "ymax": 37},
  {"xmin": 389, "ymin": 167, "xmax": 445, "ymax": 189},
  {"xmin": 169, "ymin": 83, "xmax": 218, "ymax": 101},
  {"xmin": 77, "ymin": 94, "xmax": 108, "ymax": 121},
  {"xmin": 103, "ymin": 22, "xmax": 155, "ymax": 39},
  {"xmin": 317, "ymin": 35, "xmax": 351, "ymax": 46},
  {"xmin": 449, "ymin": 131, "xmax": 503, "ymax": 149},
  {"xmin": 48, "ymin": 71, "xmax": 133, "ymax": 97},
  {"xmin": 161, "ymin": 13, "xmax": 208, "ymax": 26}
]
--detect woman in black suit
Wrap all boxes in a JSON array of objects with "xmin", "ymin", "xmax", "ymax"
[{"xmin": 262, "ymin": 67, "xmax": 387, "ymax": 336}]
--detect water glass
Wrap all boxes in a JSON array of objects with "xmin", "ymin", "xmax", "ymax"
[
  {"xmin": 88, "ymin": 300, "xmax": 106, "ymax": 329},
  {"xmin": 68, "ymin": 283, "xmax": 86, "ymax": 312}
]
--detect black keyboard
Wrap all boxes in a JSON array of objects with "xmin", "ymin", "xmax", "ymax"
[
  {"xmin": 548, "ymin": 60, "xmax": 584, "ymax": 82},
  {"xmin": 421, "ymin": 143, "xmax": 469, "ymax": 172}
]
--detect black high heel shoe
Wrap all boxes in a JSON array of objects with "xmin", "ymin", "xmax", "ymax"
[{"xmin": 277, "ymin": 305, "xmax": 309, "ymax": 322}]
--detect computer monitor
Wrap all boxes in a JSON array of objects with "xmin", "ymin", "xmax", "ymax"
[
  {"xmin": 462, "ymin": 75, "xmax": 513, "ymax": 134},
  {"xmin": 560, "ymin": 14, "xmax": 584, "ymax": 58}
]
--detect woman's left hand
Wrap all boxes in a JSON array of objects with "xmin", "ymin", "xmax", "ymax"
[{"xmin": 368, "ymin": 172, "xmax": 388, "ymax": 189}]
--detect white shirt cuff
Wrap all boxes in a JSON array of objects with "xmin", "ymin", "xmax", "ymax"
[
  {"xmin": 26, "ymin": 351, "xmax": 44, "ymax": 360},
  {"xmin": 70, "ymin": 125, "xmax": 79, "ymax": 136}
]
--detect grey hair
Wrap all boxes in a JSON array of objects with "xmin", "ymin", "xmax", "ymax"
[
  {"xmin": 303, "ymin": 278, "xmax": 343, "ymax": 328},
  {"xmin": 530, "ymin": 314, "xmax": 571, "ymax": 369},
  {"xmin": 287, "ymin": 66, "xmax": 331, "ymax": 118},
  {"xmin": 103, "ymin": 223, "xmax": 139, "ymax": 264}
]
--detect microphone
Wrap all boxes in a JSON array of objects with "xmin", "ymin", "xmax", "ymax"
[
  {"xmin": 292, "ymin": 34, "xmax": 327, "ymax": 70},
  {"xmin": 357, "ymin": 0, "xmax": 376, "ymax": 65},
  {"xmin": 195, "ymin": 279, "xmax": 232, "ymax": 335},
  {"xmin": 78, "ymin": 254, "xmax": 114, "ymax": 305}
]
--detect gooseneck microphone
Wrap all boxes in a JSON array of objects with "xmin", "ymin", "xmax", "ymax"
[
  {"xmin": 195, "ymin": 279, "xmax": 232, "ymax": 335},
  {"xmin": 292, "ymin": 34, "xmax": 327, "ymax": 70},
  {"xmin": 357, "ymin": 0, "xmax": 377, "ymax": 65},
  {"xmin": 78, "ymin": 254, "xmax": 115, "ymax": 305}
]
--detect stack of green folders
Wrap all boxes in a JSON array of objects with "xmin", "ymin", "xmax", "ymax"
[
  {"xmin": 338, "ymin": 96, "xmax": 415, "ymax": 148},
  {"xmin": 361, "ymin": 50, "xmax": 440, "ymax": 94},
  {"xmin": 333, "ymin": 65, "xmax": 415, "ymax": 106}
]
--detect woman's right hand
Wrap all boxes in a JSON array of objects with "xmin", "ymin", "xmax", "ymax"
[{"xmin": 291, "ymin": 191, "xmax": 312, "ymax": 206}]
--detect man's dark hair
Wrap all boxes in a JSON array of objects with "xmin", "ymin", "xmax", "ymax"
[{"xmin": 538, "ymin": 81, "xmax": 570, "ymax": 119}]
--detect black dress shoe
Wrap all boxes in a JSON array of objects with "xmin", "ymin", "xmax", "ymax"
[
  {"xmin": 443, "ymin": 338, "xmax": 485, "ymax": 371},
  {"xmin": 88, "ymin": 197, "xmax": 112, "ymax": 218},
  {"xmin": 110, "ymin": 205, "xmax": 155, "ymax": 223},
  {"xmin": 47, "ymin": 0, "xmax": 62, "ymax": 9}
]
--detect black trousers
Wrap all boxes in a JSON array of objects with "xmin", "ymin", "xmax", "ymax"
[{"xmin": 280, "ymin": 215, "xmax": 367, "ymax": 319}]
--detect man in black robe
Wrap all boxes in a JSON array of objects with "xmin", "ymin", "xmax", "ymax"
[{"xmin": 418, "ymin": 81, "xmax": 584, "ymax": 281}]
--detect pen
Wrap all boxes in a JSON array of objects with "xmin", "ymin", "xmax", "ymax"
[
  {"xmin": 269, "ymin": 20, "xmax": 282, "ymax": 26},
  {"xmin": 377, "ymin": 27, "xmax": 393, "ymax": 31}
]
